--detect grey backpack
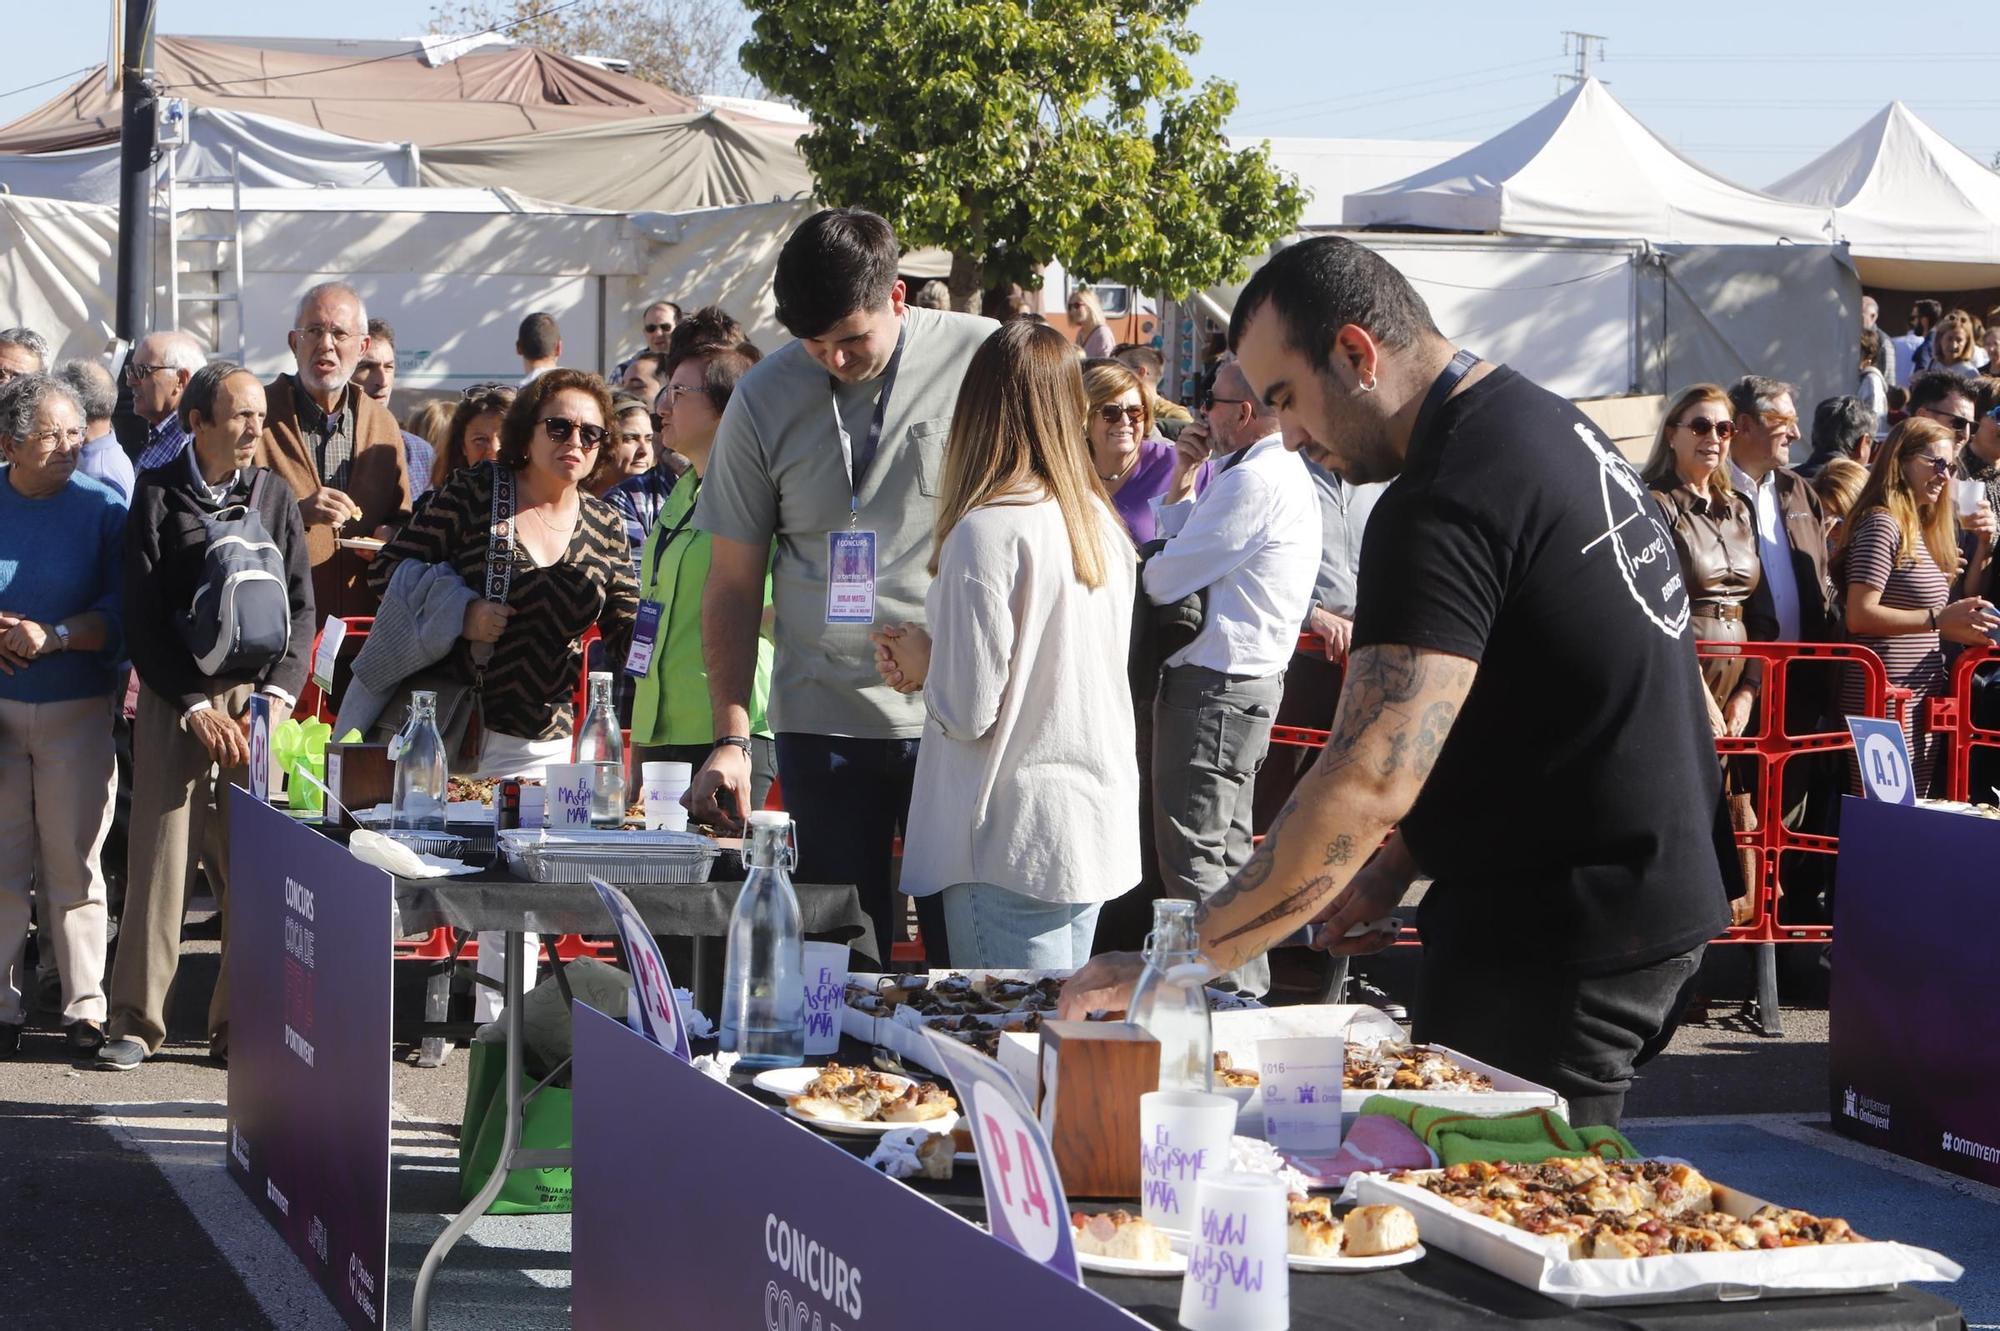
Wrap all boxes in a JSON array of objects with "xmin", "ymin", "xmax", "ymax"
[{"xmin": 178, "ymin": 471, "xmax": 292, "ymax": 675}]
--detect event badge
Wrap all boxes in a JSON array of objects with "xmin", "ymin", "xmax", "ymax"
[
  {"xmin": 921, "ymin": 1028, "xmax": 1081, "ymax": 1283},
  {"xmin": 247, "ymin": 694, "xmax": 272, "ymax": 803},
  {"xmin": 310, "ymin": 615, "xmax": 346, "ymax": 695},
  {"xmin": 623, "ymin": 600, "xmax": 664, "ymax": 677},
  {"xmin": 826, "ymin": 530, "xmax": 878, "ymax": 624},
  {"xmin": 1256, "ymin": 1035, "xmax": 1344, "ymax": 1156},
  {"xmin": 1846, "ymin": 717, "xmax": 1916, "ymax": 805},
  {"xmin": 589, "ymin": 876, "xmax": 691, "ymax": 1060}
]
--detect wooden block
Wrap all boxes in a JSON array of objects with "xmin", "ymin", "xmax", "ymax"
[
  {"xmin": 1041, "ymin": 1020, "xmax": 1159, "ymax": 1199},
  {"xmin": 325, "ymin": 743, "xmax": 394, "ymax": 829}
]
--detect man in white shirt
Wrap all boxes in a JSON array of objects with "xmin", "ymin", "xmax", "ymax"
[
  {"xmin": 517, "ymin": 311, "xmax": 562, "ymax": 385},
  {"xmin": 1142, "ymin": 360, "xmax": 1319, "ymax": 995}
]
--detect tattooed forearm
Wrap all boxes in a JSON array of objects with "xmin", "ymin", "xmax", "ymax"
[{"xmin": 1192, "ymin": 644, "xmax": 1478, "ymax": 973}]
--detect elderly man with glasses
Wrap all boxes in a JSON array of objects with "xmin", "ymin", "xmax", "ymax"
[
  {"xmin": 125, "ymin": 331, "xmax": 207, "ymax": 473},
  {"xmin": 0, "ymin": 327, "xmax": 49, "ymax": 384},
  {"xmin": 253, "ymin": 282, "xmax": 411, "ymax": 619}
]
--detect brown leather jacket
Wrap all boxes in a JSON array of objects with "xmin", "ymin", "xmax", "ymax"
[
  {"xmin": 254, "ymin": 374, "xmax": 410, "ymax": 620},
  {"xmin": 1650, "ymin": 478, "xmax": 1762, "ymax": 611}
]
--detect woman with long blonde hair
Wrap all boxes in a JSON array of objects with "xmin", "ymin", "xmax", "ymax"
[
  {"xmin": 871, "ymin": 320, "xmax": 1140, "ymax": 965},
  {"xmin": 1067, "ymin": 286, "xmax": 1117, "ymax": 359},
  {"xmin": 1838, "ymin": 417, "xmax": 1999, "ymax": 792}
]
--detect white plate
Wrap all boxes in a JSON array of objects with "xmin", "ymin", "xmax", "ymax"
[
  {"xmin": 785, "ymin": 1106, "xmax": 960, "ymax": 1137},
  {"xmin": 751, "ymin": 1066, "xmax": 911, "ymax": 1099},
  {"xmin": 1288, "ymin": 1242, "xmax": 1425, "ymax": 1273},
  {"xmin": 1077, "ymin": 1247, "xmax": 1188, "ymax": 1277},
  {"xmin": 337, "ymin": 537, "xmax": 385, "ymax": 553}
]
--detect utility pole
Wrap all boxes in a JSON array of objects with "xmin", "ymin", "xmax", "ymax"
[
  {"xmin": 114, "ymin": 0, "xmax": 159, "ymax": 342},
  {"xmin": 1557, "ymin": 31, "xmax": 1607, "ymax": 95}
]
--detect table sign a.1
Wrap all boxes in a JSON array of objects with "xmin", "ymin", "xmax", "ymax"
[
  {"xmin": 1846, "ymin": 716, "xmax": 1915, "ymax": 805},
  {"xmin": 589, "ymin": 876, "xmax": 690, "ymax": 1060},
  {"xmin": 1256, "ymin": 1034, "xmax": 1344, "ymax": 1156},
  {"xmin": 920, "ymin": 1028, "xmax": 1081, "ymax": 1282}
]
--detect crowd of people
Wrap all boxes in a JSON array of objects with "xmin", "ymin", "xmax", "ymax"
[{"xmin": 2, "ymin": 213, "xmax": 1995, "ymax": 1128}]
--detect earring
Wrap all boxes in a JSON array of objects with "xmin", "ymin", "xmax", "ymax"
[{"xmin": 1357, "ymin": 375, "xmax": 1378, "ymax": 394}]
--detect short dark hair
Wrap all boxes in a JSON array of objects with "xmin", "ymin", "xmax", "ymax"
[
  {"xmin": 1913, "ymin": 299, "xmax": 1943, "ymax": 323},
  {"xmin": 498, "ymin": 368, "xmax": 612, "ymax": 469},
  {"xmin": 665, "ymin": 305, "xmax": 747, "ymax": 374},
  {"xmin": 1810, "ymin": 395, "xmax": 1874, "ymax": 461},
  {"xmin": 627, "ymin": 351, "xmax": 670, "ymax": 381},
  {"xmin": 1905, "ymin": 369, "xmax": 1973, "ymax": 415},
  {"xmin": 516, "ymin": 312, "xmax": 561, "ymax": 361},
  {"xmin": 179, "ymin": 359, "xmax": 255, "ymax": 432},
  {"xmin": 1112, "ymin": 342, "xmax": 1165, "ymax": 378},
  {"xmin": 1887, "ymin": 385, "xmax": 1909, "ymax": 413},
  {"xmin": 1727, "ymin": 376, "xmax": 1796, "ymax": 419},
  {"xmin": 1228, "ymin": 236, "xmax": 1440, "ymax": 364},
  {"xmin": 980, "ymin": 283, "xmax": 1035, "ymax": 322},
  {"xmin": 773, "ymin": 208, "xmax": 900, "ymax": 339},
  {"xmin": 1973, "ymin": 375, "xmax": 2000, "ymax": 419},
  {"xmin": 366, "ymin": 317, "xmax": 396, "ymax": 350},
  {"xmin": 695, "ymin": 348, "xmax": 757, "ymax": 416}
]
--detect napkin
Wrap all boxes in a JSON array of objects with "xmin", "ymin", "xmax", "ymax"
[
  {"xmin": 1356, "ymin": 1095, "xmax": 1637, "ymax": 1166},
  {"xmin": 347, "ymin": 829, "xmax": 477, "ymax": 879}
]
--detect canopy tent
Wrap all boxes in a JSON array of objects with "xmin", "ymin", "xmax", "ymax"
[
  {"xmin": 0, "ymin": 35, "xmax": 694, "ymax": 154},
  {"xmin": 0, "ymin": 107, "xmax": 418, "ymax": 205},
  {"xmin": 1765, "ymin": 102, "xmax": 2000, "ymax": 291},
  {"xmin": 1343, "ymin": 79, "xmax": 1835, "ymax": 247},
  {"xmin": 421, "ymin": 112, "xmax": 813, "ymax": 214},
  {"xmin": 1231, "ymin": 137, "xmax": 1474, "ymax": 230}
]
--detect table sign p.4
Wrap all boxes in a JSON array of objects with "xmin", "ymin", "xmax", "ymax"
[
  {"xmin": 589, "ymin": 876, "xmax": 690, "ymax": 1060},
  {"xmin": 920, "ymin": 1027, "xmax": 1080, "ymax": 1282}
]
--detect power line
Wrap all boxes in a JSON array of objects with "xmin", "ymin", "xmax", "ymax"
[
  {"xmin": 1608, "ymin": 51, "xmax": 2000, "ymax": 63},
  {"xmin": 1235, "ymin": 70, "xmax": 1562, "ymax": 135},
  {"xmin": 156, "ymin": 0, "xmax": 598, "ymax": 94},
  {"xmin": 1366, "ymin": 96, "xmax": 1553, "ymax": 139},
  {"xmin": 0, "ymin": 64, "xmax": 97, "ymax": 105},
  {"xmin": 1556, "ymin": 31, "xmax": 1606, "ymax": 95},
  {"xmin": 1231, "ymin": 55, "xmax": 1561, "ymax": 128}
]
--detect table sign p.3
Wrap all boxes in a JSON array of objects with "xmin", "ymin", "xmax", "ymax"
[
  {"xmin": 920, "ymin": 1028, "xmax": 1081, "ymax": 1282},
  {"xmin": 589, "ymin": 876, "xmax": 690, "ymax": 1060}
]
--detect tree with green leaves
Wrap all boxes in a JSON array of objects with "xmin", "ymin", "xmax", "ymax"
[{"xmin": 739, "ymin": 0, "xmax": 1305, "ymax": 308}]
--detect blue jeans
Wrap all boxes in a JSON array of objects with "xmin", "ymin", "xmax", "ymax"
[
  {"xmin": 774, "ymin": 733, "xmax": 948, "ymax": 968},
  {"xmin": 940, "ymin": 884, "xmax": 1102, "ymax": 970}
]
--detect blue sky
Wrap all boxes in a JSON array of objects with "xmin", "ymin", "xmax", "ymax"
[{"xmin": 4, "ymin": 2, "xmax": 1995, "ymax": 188}]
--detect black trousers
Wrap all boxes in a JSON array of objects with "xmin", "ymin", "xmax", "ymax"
[{"xmin": 1415, "ymin": 937, "xmax": 1706, "ymax": 1129}]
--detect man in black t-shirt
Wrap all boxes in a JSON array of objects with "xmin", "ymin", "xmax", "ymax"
[{"xmin": 1063, "ymin": 236, "xmax": 1729, "ymax": 1126}]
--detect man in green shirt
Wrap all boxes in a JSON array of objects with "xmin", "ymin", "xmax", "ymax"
[{"xmin": 688, "ymin": 208, "xmax": 996, "ymax": 965}]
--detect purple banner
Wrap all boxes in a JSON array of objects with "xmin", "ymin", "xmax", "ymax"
[
  {"xmin": 571, "ymin": 1004, "xmax": 1146, "ymax": 1331},
  {"xmin": 1830, "ymin": 796, "xmax": 2000, "ymax": 1187},
  {"xmin": 227, "ymin": 790, "xmax": 393, "ymax": 1330}
]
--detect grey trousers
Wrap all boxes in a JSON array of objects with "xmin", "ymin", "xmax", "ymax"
[{"xmin": 1151, "ymin": 663, "xmax": 1285, "ymax": 997}]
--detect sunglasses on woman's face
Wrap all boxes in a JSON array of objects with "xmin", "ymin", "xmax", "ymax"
[
  {"xmin": 1915, "ymin": 454, "xmax": 1952, "ymax": 476},
  {"xmin": 1096, "ymin": 404, "xmax": 1144, "ymax": 426},
  {"xmin": 540, "ymin": 417, "xmax": 607, "ymax": 450},
  {"xmin": 1678, "ymin": 416, "xmax": 1734, "ymax": 440}
]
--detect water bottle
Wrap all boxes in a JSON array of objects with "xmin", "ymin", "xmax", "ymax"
[
  {"xmin": 391, "ymin": 690, "xmax": 447, "ymax": 833},
  {"xmin": 720, "ymin": 810, "xmax": 805, "ymax": 1069},
  {"xmin": 1129, "ymin": 898, "xmax": 1214, "ymax": 1092},
  {"xmin": 573, "ymin": 670, "xmax": 625, "ymax": 829}
]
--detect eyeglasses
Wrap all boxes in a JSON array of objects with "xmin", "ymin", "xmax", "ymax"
[
  {"xmin": 540, "ymin": 417, "xmax": 606, "ymax": 449},
  {"xmin": 644, "ymin": 322, "xmax": 673, "ymax": 334},
  {"xmin": 1758, "ymin": 412, "xmax": 1800, "ymax": 432},
  {"xmin": 126, "ymin": 362, "xmax": 171, "ymax": 382},
  {"xmin": 461, "ymin": 382, "xmax": 513, "ymax": 401},
  {"xmin": 1677, "ymin": 417, "xmax": 1735, "ymax": 440},
  {"xmin": 22, "ymin": 426, "xmax": 85, "ymax": 448},
  {"xmin": 1912, "ymin": 454, "xmax": 1953, "ymax": 477},
  {"xmin": 1204, "ymin": 394, "xmax": 1250, "ymax": 412},
  {"xmin": 1922, "ymin": 408, "xmax": 1975, "ymax": 437},
  {"xmin": 1095, "ymin": 404, "xmax": 1145, "ymax": 426},
  {"xmin": 293, "ymin": 325, "xmax": 357, "ymax": 346}
]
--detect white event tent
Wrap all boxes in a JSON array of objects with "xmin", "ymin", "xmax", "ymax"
[
  {"xmin": 1343, "ymin": 79, "xmax": 1836, "ymax": 247},
  {"xmin": 1766, "ymin": 102, "xmax": 2000, "ymax": 291}
]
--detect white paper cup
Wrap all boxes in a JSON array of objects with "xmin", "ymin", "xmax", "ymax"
[
  {"xmin": 1178, "ymin": 1171, "xmax": 1290, "ymax": 1331},
  {"xmin": 1139, "ymin": 1089, "xmax": 1236, "ymax": 1232},
  {"xmin": 800, "ymin": 941, "xmax": 849, "ymax": 1056},
  {"xmin": 1954, "ymin": 478, "xmax": 1984, "ymax": 518},
  {"xmin": 543, "ymin": 763, "xmax": 597, "ymax": 829},
  {"xmin": 641, "ymin": 761, "xmax": 693, "ymax": 831},
  {"xmin": 518, "ymin": 783, "xmax": 547, "ymax": 830}
]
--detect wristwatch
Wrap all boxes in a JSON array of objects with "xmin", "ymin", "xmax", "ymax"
[
  {"xmin": 714, "ymin": 735, "xmax": 754, "ymax": 757},
  {"xmin": 50, "ymin": 623, "xmax": 71, "ymax": 654}
]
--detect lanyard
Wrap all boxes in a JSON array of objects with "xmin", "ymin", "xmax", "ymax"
[
  {"xmin": 831, "ymin": 324, "xmax": 907, "ymax": 525},
  {"xmin": 1410, "ymin": 347, "xmax": 1481, "ymax": 456},
  {"xmin": 645, "ymin": 473, "xmax": 703, "ymax": 589}
]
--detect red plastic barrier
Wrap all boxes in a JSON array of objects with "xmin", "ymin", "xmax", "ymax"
[{"xmin": 1923, "ymin": 645, "xmax": 2000, "ymax": 802}]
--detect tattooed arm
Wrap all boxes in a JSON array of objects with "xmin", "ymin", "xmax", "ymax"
[{"xmin": 1060, "ymin": 643, "xmax": 1477, "ymax": 1018}]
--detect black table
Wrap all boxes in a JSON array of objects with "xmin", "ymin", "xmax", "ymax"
[{"xmin": 738, "ymin": 1045, "xmax": 1966, "ymax": 1331}]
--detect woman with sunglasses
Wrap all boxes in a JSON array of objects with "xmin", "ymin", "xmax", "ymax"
[
  {"xmin": 1837, "ymin": 417, "xmax": 2000, "ymax": 794},
  {"xmin": 1084, "ymin": 359, "xmax": 1208, "ymax": 543},
  {"xmin": 428, "ymin": 382, "xmax": 515, "ymax": 493},
  {"xmin": 1644, "ymin": 386, "xmax": 1772, "ymax": 739},
  {"xmin": 371, "ymin": 368, "xmax": 639, "ymax": 778},
  {"xmin": 1067, "ymin": 286, "xmax": 1117, "ymax": 359}
]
